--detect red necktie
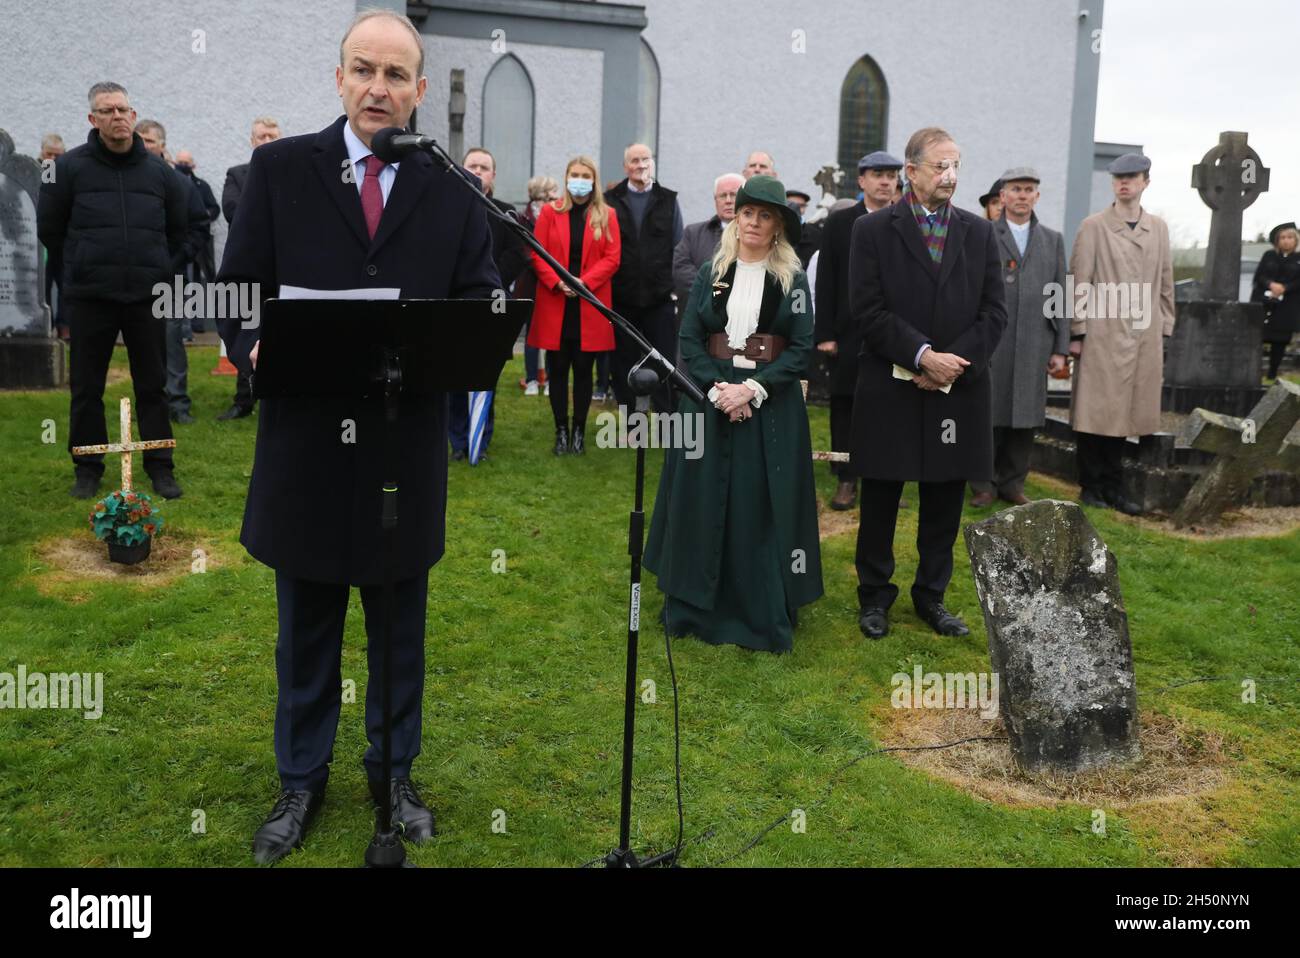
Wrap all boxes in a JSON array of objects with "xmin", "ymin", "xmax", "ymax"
[{"xmin": 361, "ymin": 155, "xmax": 386, "ymax": 239}]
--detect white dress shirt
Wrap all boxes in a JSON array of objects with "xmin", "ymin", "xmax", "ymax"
[
  {"xmin": 1008, "ymin": 218, "xmax": 1031, "ymax": 256},
  {"xmin": 343, "ymin": 120, "xmax": 399, "ymax": 206}
]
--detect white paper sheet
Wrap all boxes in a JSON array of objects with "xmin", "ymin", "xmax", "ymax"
[
  {"xmin": 893, "ymin": 363, "xmax": 952, "ymax": 394},
  {"xmin": 278, "ymin": 285, "xmax": 401, "ymax": 300}
]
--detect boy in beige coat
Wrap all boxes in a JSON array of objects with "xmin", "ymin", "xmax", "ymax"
[{"xmin": 1068, "ymin": 152, "xmax": 1175, "ymax": 514}]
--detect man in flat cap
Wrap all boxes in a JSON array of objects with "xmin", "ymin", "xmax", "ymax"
[
  {"xmin": 814, "ymin": 150, "xmax": 903, "ymax": 510},
  {"xmin": 969, "ymin": 167, "xmax": 1068, "ymax": 507},
  {"xmin": 1068, "ymin": 152, "xmax": 1174, "ymax": 515}
]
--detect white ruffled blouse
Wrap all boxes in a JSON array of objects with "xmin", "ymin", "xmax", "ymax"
[{"xmin": 707, "ymin": 257, "xmax": 771, "ymax": 409}]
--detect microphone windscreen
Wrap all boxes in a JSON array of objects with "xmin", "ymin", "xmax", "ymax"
[{"xmin": 370, "ymin": 127, "xmax": 407, "ymax": 163}]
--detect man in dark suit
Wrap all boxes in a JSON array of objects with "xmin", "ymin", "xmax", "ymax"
[
  {"xmin": 217, "ymin": 116, "xmax": 281, "ymax": 422},
  {"xmin": 216, "ymin": 9, "xmax": 501, "ymax": 864},
  {"xmin": 848, "ymin": 127, "xmax": 1006, "ymax": 640},
  {"xmin": 814, "ymin": 150, "xmax": 902, "ymax": 511}
]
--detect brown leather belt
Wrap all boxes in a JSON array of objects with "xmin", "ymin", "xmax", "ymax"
[{"xmin": 707, "ymin": 332, "xmax": 786, "ymax": 363}]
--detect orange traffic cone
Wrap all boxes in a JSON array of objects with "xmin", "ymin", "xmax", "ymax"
[{"xmin": 212, "ymin": 338, "xmax": 238, "ymax": 376}]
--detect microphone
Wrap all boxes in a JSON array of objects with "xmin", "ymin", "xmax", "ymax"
[{"xmin": 370, "ymin": 127, "xmax": 438, "ymax": 163}]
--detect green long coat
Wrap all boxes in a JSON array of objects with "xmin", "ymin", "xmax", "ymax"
[{"xmin": 644, "ymin": 259, "xmax": 824, "ymax": 614}]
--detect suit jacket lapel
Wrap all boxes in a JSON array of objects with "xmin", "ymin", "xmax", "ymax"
[
  {"xmin": 311, "ymin": 117, "xmax": 369, "ymax": 250},
  {"xmin": 937, "ymin": 208, "xmax": 967, "ymax": 288},
  {"xmin": 994, "ymin": 216, "xmax": 1020, "ymax": 266},
  {"xmin": 369, "ymin": 149, "xmax": 434, "ymax": 256},
  {"xmin": 891, "ymin": 202, "xmax": 939, "ymax": 280}
]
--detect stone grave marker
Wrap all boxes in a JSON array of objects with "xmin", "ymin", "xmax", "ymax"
[{"xmin": 965, "ymin": 499, "xmax": 1141, "ymax": 773}]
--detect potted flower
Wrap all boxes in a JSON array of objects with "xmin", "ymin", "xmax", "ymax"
[{"xmin": 89, "ymin": 490, "xmax": 164, "ymax": 565}]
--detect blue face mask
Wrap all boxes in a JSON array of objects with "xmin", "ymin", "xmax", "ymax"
[{"xmin": 568, "ymin": 178, "xmax": 593, "ymax": 198}]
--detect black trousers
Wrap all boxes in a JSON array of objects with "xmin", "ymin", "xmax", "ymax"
[
  {"xmin": 1075, "ymin": 431, "xmax": 1127, "ymax": 498},
  {"xmin": 67, "ymin": 298, "xmax": 174, "ymax": 478},
  {"xmin": 233, "ymin": 367, "xmax": 255, "ymax": 412},
  {"xmin": 546, "ymin": 340, "xmax": 595, "ymax": 429},
  {"xmin": 829, "ymin": 394, "xmax": 856, "ymax": 481},
  {"xmin": 1266, "ymin": 340, "xmax": 1287, "ymax": 379},
  {"xmin": 610, "ymin": 299, "xmax": 676, "ymax": 412},
  {"xmin": 970, "ymin": 426, "xmax": 1036, "ymax": 498},
  {"xmin": 855, "ymin": 478, "xmax": 965, "ymax": 610},
  {"xmin": 273, "ymin": 572, "xmax": 429, "ymax": 792}
]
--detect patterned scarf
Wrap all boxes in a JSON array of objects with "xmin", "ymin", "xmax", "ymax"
[{"xmin": 903, "ymin": 182, "xmax": 950, "ymax": 264}]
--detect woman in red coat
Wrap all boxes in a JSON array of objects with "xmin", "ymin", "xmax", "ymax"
[{"xmin": 526, "ymin": 156, "xmax": 620, "ymax": 454}]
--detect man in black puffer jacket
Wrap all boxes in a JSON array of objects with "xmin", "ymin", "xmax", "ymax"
[{"xmin": 37, "ymin": 81, "xmax": 189, "ymax": 500}]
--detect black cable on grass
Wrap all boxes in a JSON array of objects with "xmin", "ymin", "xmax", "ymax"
[
  {"xmin": 664, "ymin": 618, "xmax": 685, "ymax": 865},
  {"xmin": 575, "ymin": 626, "xmax": 687, "ymax": 869},
  {"xmin": 702, "ymin": 735, "xmax": 1008, "ymax": 868},
  {"xmin": 1144, "ymin": 674, "xmax": 1298, "ymax": 695},
  {"xmin": 578, "ymin": 670, "xmax": 1299, "ymax": 868}
]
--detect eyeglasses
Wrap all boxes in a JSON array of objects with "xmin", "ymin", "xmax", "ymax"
[
  {"xmin": 92, "ymin": 106, "xmax": 133, "ymax": 117},
  {"xmin": 917, "ymin": 160, "xmax": 961, "ymax": 173}
]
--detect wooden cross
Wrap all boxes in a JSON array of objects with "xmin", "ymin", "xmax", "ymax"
[
  {"xmin": 799, "ymin": 379, "xmax": 851, "ymax": 462},
  {"xmin": 71, "ymin": 397, "xmax": 176, "ymax": 493},
  {"xmin": 1173, "ymin": 379, "xmax": 1300, "ymax": 527}
]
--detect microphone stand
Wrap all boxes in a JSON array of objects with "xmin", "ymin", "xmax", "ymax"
[{"xmin": 412, "ymin": 136, "xmax": 698, "ymax": 867}]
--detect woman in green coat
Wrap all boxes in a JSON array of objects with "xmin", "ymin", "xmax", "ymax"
[{"xmin": 644, "ymin": 175, "xmax": 823, "ymax": 653}]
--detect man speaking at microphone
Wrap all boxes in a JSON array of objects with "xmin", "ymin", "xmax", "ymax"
[{"xmin": 217, "ymin": 9, "xmax": 500, "ymax": 864}]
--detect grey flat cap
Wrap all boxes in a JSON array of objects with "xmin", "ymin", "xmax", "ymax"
[
  {"xmin": 1107, "ymin": 152, "xmax": 1151, "ymax": 175},
  {"xmin": 999, "ymin": 166, "xmax": 1040, "ymax": 183},
  {"xmin": 858, "ymin": 150, "xmax": 903, "ymax": 171}
]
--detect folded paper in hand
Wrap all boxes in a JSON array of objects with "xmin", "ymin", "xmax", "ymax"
[{"xmin": 893, "ymin": 363, "xmax": 951, "ymax": 394}]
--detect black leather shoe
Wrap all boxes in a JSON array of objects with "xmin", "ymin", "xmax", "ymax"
[
  {"xmin": 570, "ymin": 423, "xmax": 585, "ymax": 455},
  {"xmin": 553, "ymin": 424, "xmax": 569, "ymax": 456},
  {"xmin": 149, "ymin": 471, "xmax": 183, "ymax": 499},
  {"xmin": 169, "ymin": 410, "xmax": 196, "ymax": 425},
  {"xmin": 252, "ymin": 788, "xmax": 324, "ymax": 865},
  {"xmin": 70, "ymin": 474, "xmax": 100, "ymax": 499},
  {"xmin": 858, "ymin": 606, "xmax": 889, "ymax": 639},
  {"xmin": 450, "ymin": 447, "xmax": 467, "ymax": 461},
  {"xmin": 216, "ymin": 404, "xmax": 253, "ymax": 421},
  {"xmin": 915, "ymin": 601, "xmax": 970, "ymax": 637},
  {"xmin": 370, "ymin": 777, "xmax": 436, "ymax": 844},
  {"xmin": 1080, "ymin": 487, "xmax": 1108, "ymax": 508},
  {"xmin": 831, "ymin": 480, "xmax": 857, "ymax": 511}
]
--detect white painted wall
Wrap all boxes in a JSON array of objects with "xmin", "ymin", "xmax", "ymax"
[
  {"xmin": 420, "ymin": 36, "xmax": 604, "ymax": 205},
  {"xmin": 3, "ymin": 0, "xmax": 357, "ymax": 266},
  {"xmin": 640, "ymin": 0, "xmax": 1080, "ymax": 228}
]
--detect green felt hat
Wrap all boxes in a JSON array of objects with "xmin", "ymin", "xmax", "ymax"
[{"xmin": 735, "ymin": 174, "xmax": 801, "ymax": 244}]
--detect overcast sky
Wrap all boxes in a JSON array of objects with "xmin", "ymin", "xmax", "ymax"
[{"xmin": 1095, "ymin": 0, "xmax": 1298, "ymax": 248}]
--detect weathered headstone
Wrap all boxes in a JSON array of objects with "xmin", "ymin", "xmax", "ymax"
[
  {"xmin": 1172, "ymin": 378, "xmax": 1300, "ymax": 527},
  {"xmin": 964, "ymin": 500, "xmax": 1141, "ymax": 773},
  {"xmin": 0, "ymin": 128, "xmax": 65, "ymax": 388},
  {"xmin": 1191, "ymin": 131, "xmax": 1268, "ymax": 302},
  {"xmin": 1164, "ymin": 132, "xmax": 1269, "ymax": 415}
]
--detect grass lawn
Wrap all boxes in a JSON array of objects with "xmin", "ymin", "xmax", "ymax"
[{"xmin": 1, "ymin": 346, "xmax": 1297, "ymax": 867}]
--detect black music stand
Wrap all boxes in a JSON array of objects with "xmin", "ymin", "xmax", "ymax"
[{"xmin": 254, "ymin": 296, "xmax": 530, "ymax": 867}]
